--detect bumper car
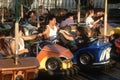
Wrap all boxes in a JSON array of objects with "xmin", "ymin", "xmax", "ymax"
[
  {"xmin": 29, "ymin": 39, "xmax": 78, "ymax": 75},
  {"xmin": 114, "ymin": 38, "xmax": 120, "ymax": 54},
  {"xmin": 0, "ymin": 23, "xmax": 12, "ymax": 36},
  {"xmin": 21, "ymin": 23, "xmax": 38, "ymax": 36},
  {"xmin": 60, "ymin": 23, "xmax": 115, "ymax": 70},
  {"xmin": 72, "ymin": 38, "xmax": 114, "ymax": 69},
  {"xmin": 109, "ymin": 27, "xmax": 120, "ymax": 37},
  {"xmin": 109, "ymin": 27, "xmax": 120, "ymax": 57}
]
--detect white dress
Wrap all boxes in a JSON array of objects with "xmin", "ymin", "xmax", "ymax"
[
  {"xmin": 12, "ymin": 38, "xmax": 25, "ymax": 51},
  {"xmin": 18, "ymin": 38, "xmax": 25, "ymax": 51}
]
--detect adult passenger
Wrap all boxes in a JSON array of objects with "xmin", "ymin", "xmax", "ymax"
[
  {"xmin": 39, "ymin": 14, "xmax": 59, "ymax": 41},
  {"xmin": 59, "ymin": 27, "xmax": 89, "ymax": 51},
  {"xmin": 60, "ymin": 12, "xmax": 75, "ymax": 28},
  {"xmin": 27, "ymin": 10, "xmax": 37, "ymax": 26}
]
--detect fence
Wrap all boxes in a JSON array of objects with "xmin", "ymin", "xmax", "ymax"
[
  {"xmin": 0, "ymin": 0, "xmax": 120, "ymax": 12},
  {"xmin": 31, "ymin": 0, "xmax": 76, "ymax": 11},
  {"xmin": 93, "ymin": 0, "xmax": 120, "ymax": 9}
]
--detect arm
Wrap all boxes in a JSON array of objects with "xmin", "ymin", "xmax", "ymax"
[
  {"xmin": 59, "ymin": 30, "xmax": 74, "ymax": 40},
  {"xmin": 92, "ymin": 17, "xmax": 103, "ymax": 26},
  {"xmin": 56, "ymin": 25, "xmax": 60, "ymax": 30},
  {"xmin": 10, "ymin": 39, "xmax": 28, "ymax": 55},
  {"xmin": 22, "ymin": 34, "xmax": 37, "ymax": 41},
  {"xmin": 17, "ymin": 49, "xmax": 29, "ymax": 55},
  {"xmin": 42, "ymin": 26, "xmax": 50, "ymax": 39}
]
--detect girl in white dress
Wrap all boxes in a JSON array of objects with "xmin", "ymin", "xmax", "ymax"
[
  {"xmin": 10, "ymin": 26, "xmax": 40, "ymax": 56},
  {"xmin": 85, "ymin": 10, "xmax": 103, "ymax": 37}
]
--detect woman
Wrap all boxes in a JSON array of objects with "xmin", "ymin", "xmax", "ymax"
[
  {"xmin": 60, "ymin": 12, "xmax": 75, "ymax": 28},
  {"xmin": 10, "ymin": 26, "xmax": 41, "ymax": 56},
  {"xmin": 85, "ymin": 10, "xmax": 103, "ymax": 37}
]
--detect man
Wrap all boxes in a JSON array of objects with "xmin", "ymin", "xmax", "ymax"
[{"xmin": 60, "ymin": 12, "xmax": 74, "ymax": 28}]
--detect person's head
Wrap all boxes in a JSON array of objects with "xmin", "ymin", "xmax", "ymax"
[
  {"xmin": 66, "ymin": 12, "xmax": 74, "ymax": 19},
  {"xmin": 96, "ymin": 11, "xmax": 104, "ymax": 18},
  {"xmin": 0, "ymin": 32, "xmax": 5, "ymax": 44},
  {"xmin": 28, "ymin": 10, "xmax": 36, "ymax": 18},
  {"xmin": 76, "ymin": 26, "xmax": 89, "ymax": 37},
  {"xmin": 39, "ymin": 5, "xmax": 44, "ymax": 9},
  {"xmin": 0, "ymin": 32, "xmax": 5, "ymax": 37},
  {"xmin": 47, "ymin": 14, "xmax": 56, "ymax": 25},
  {"xmin": 86, "ymin": 9, "xmax": 94, "ymax": 17},
  {"xmin": 0, "ymin": 32, "xmax": 11, "ymax": 57},
  {"xmin": 39, "ymin": 5, "xmax": 44, "ymax": 15},
  {"xmin": 12, "ymin": 25, "xmax": 24, "ymax": 37}
]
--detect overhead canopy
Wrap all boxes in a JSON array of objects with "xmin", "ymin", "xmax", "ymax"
[{"xmin": 108, "ymin": 0, "xmax": 120, "ymax": 4}]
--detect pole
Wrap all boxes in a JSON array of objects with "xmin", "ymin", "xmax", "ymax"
[
  {"xmin": 104, "ymin": 0, "xmax": 108, "ymax": 36},
  {"xmin": 7, "ymin": 0, "xmax": 10, "ymax": 18},
  {"xmin": 55, "ymin": 0, "xmax": 57, "ymax": 9},
  {"xmin": 54, "ymin": 0, "xmax": 57, "ymax": 14},
  {"xmin": 15, "ymin": 0, "xmax": 20, "ymax": 65},
  {"xmin": 1, "ymin": 0, "xmax": 4, "ymax": 24},
  {"xmin": 47, "ymin": 0, "xmax": 49, "ymax": 9},
  {"xmin": 15, "ymin": 22, "xmax": 19, "ymax": 65},
  {"xmin": 21, "ymin": 4, "xmax": 24, "ymax": 18},
  {"xmin": 77, "ymin": 0, "xmax": 81, "ymax": 25},
  {"xmin": 36, "ymin": 0, "xmax": 40, "ymax": 28}
]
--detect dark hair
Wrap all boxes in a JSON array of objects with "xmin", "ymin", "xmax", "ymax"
[
  {"xmin": 76, "ymin": 27, "xmax": 87, "ymax": 35},
  {"xmin": 11, "ymin": 25, "xmax": 25, "ymax": 37},
  {"xmin": 0, "ymin": 32, "xmax": 12, "ymax": 57},
  {"xmin": 76, "ymin": 27, "xmax": 89, "ymax": 42},
  {"xmin": 0, "ymin": 32, "xmax": 5, "ymax": 37},
  {"xmin": 66, "ymin": 12, "xmax": 74, "ymax": 18},
  {"xmin": 28, "ymin": 10, "xmax": 36, "ymax": 18},
  {"xmin": 85, "ymin": 9, "xmax": 94, "ymax": 18},
  {"xmin": 46, "ymin": 14, "xmax": 56, "ymax": 24}
]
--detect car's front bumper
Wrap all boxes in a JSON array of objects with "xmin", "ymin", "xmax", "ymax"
[
  {"xmin": 38, "ymin": 64, "xmax": 79, "ymax": 77},
  {"xmin": 48, "ymin": 65, "xmax": 79, "ymax": 76},
  {"xmin": 39, "ymin": 58, "xmax": 79, "ymax": 76}
]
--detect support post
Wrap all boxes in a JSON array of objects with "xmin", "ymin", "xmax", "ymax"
[
  {"xmin": 104, "ymin": 0, "xmax": 108, "ymax": 36},
  {"xmin": 77, "ymin": 0, "xmax": 81, "ymax": 25},
  {"xmin": 15, "ymin": 22, "xmax": 19, "ymax": 65},
  {"xmin": 1, "ymin": 0, "xmax": 4, "ymax": 24}
]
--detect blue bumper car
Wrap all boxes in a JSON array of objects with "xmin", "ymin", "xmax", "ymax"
[{"xmin": 72, "ymin": 38, "xmax": 115, "ymax": 69}]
